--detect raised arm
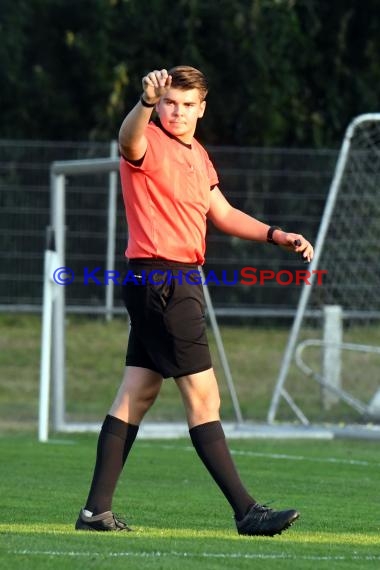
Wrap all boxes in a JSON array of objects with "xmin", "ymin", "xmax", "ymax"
[
  {"xmin": 118, "ymin": 69, "xmax": 172, "ymax": 161},
  {"xmin": 208, "ymin": 186, "xmax": 314, "ymax": 262}
]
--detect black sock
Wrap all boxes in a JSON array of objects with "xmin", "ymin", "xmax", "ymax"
[
  {"xmin": 189, "ymin": 420, "xmax": 255, "ymax": 520},
  {"xmin": 84, "ymin": 414, "xmax": 139, "ymax": 515}
]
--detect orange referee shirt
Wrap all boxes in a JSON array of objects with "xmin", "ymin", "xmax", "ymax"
[{"xmin": 119, "ymin": 121, "xmax": 219, "ymax": 264}]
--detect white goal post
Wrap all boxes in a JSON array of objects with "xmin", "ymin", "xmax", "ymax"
[
  {"xmin": 38, "ymin": 157, "xmax": 242, "ymax": 442},
  {"xmin": 268, "ymin": 114, "xmax": 380, "ymax": 427}
]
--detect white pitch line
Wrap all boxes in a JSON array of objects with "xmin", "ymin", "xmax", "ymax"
[
  {"xmin": 11, "ymin": 550, "xmax": 380, "ymax": 561},
  {"xmin": 229, "ymin": 450, "xmax": 375, "ymax": 467},
  {"xmin": 138, "ymin": 442, "xmax": 378, "ymax": 467}
]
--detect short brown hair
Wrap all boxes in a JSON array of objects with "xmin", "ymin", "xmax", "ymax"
[{"xmin": 168, "ymin": 66, "xmax": 208, "ymax": 100}]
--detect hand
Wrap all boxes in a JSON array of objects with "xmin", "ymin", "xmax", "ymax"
[
  {"xmin": 277, "ymin": 231, "xmax": 314, "ymax": 263},
  {"xmin": 141, "ymin": 69, "xmax": 172, "ymax": 104}
]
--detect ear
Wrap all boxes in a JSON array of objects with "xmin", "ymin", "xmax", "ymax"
[{"xmin": 198, "ymin": 100, "xmax": 206, "ymax": 118}]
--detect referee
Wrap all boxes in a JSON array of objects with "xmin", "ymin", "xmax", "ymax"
[{"xmin": 75, "ymin": 66, "xmax": 313, "ymax": 535}]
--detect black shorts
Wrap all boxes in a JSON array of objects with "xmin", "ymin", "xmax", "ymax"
[{"xmin": 122, "ymin": 259, "xmax": 212, "ymax": 379}]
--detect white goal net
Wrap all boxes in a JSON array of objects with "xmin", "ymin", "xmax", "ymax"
[{"xmin": 269, "ymin": 114, "xmax": 380, "ymax": 428}]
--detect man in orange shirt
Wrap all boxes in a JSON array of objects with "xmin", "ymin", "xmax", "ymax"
[{"xmin": 75, "ymin": 66, "xmax": 314, "ymax": 535}]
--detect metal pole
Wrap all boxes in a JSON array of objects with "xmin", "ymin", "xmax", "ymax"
[
  {"xmin": 52, "ymin": 173, "xmax": 66, "ymax": 431},
  {"xmin": 38, "ymin": 231, "xmax": 57, "ymax": 442},
  {"xmin": 105, "ymin": 141, "xmax": 118, "ymax": 322},
  {"xmin": 200, "ymin": 267, "xmax": 243, "ymax": 424}
]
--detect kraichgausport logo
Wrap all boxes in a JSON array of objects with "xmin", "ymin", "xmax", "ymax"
[{"xmin": 52, "ymin": 267, "xmax": 327, "ymax": 287}]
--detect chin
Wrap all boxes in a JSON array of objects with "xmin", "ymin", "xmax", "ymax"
[{"xmin": 170, "ymin": 126, "xmax": 187, "ymax": 136}]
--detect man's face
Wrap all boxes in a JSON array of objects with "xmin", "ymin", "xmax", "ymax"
[{"xmin": 156, "ymin": 88, "xmax": 206, "ymax": 143}]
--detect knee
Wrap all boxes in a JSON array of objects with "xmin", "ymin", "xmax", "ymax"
[
  {"xmin": 188, "ymin": 391, "xmax": 221, "ymax": 423},
  {"xmin": 135, "ymin": 388, "xmax": 158, "ymax": 414},
  {"xmin": 205, "ymin": 392, "xmax": 221, "ymax": 416},
  {"xmin": 110, "ymin": 379, "xmax": 161, "ymax": 423},
  {"xmin": 176, "ymin": 370, "xmax": 221, "ymax": 426}
]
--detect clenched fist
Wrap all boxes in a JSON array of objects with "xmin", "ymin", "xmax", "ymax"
[{"xmin": 141, "ymin": 69, "xmax": 172, "ymax": 105}]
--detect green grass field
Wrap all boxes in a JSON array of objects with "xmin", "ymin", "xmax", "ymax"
[
  {"xmin": 0, "ymin": 434, "xmax": 379, "ymax": 569},
  {"xmin": 2, "ymin": 314, "xmax": 380, "ymax": 428},
  {"xmin": 1, "ymin": 314, "xmax": 380, "ymax": 569}
]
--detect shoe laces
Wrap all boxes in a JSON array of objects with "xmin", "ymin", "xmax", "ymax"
[{"xmin": 252, "ymin": 503, "xmax": 274, "ymax": 520}]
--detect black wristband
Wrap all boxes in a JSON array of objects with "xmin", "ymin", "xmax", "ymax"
[
  {"xmin": 140, "ymin": 95, "xmax": 156, "ymax": 108},
  {"xmin": 267, "ymin": 226, "xmax": 282, "ymax": 245}
]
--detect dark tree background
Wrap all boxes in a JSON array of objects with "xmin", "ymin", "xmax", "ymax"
[{"xmin": 1, "ymin": 0, "xmax": 380, "ymax": 146}]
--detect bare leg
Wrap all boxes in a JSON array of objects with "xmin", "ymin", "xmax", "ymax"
[
  {"xmin": 175, "ymin": 367, "xmax": 220, "ymax": 427},
  {"xmin": 110, "ymin": 366, "xmax": 163, "ymax": 423}
]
